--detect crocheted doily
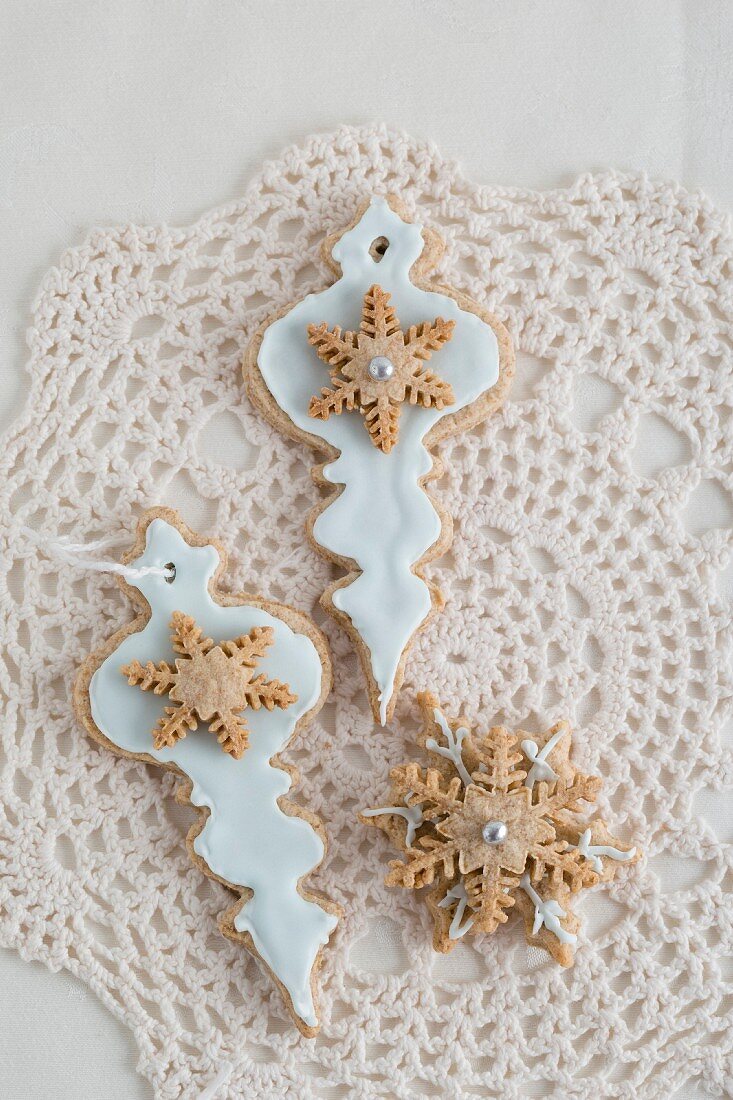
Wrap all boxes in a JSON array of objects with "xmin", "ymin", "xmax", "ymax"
[{"xmin": 2, "ymin": 126, "xmax": 731, "ymax": 1098}]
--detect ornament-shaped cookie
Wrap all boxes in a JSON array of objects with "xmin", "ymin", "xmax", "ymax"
[
  {"xmin": 74, "ymin": 507, "xmax": 340, "ymax": 1035},
  {"xmin": 361, "ymin": 693, "xmax": 639, "ymax": 963},
  {"xmin": 245, "ymin": 196, "xmax": 513, "ymax": 725}
]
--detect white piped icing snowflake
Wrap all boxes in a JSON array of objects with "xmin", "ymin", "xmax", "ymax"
[{"xmin": 360, "ymin": 692, "xmax": 639, "ymax": 965}]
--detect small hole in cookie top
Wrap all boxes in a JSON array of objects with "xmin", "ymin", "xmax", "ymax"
[
  {"xmin": 369, "ymin": 236, "xmax": 389, "ymax": 263},
  {"xmin": 164, "ymin": 562, "xmax": 176, "ymax": 583}
]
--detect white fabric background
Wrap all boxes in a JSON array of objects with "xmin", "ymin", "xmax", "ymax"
[{"xmin": 0, "ymin": 3, "xmax": 732, "ymax": 1098}]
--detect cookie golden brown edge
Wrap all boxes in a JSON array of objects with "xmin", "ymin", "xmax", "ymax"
[
  {"xmin": 73, "ymin": 506, "xmax": 341, "ymax": 1036},
  {"xmin": 244, "ymin": 196, "xmax": 514, "ymax": 725}
]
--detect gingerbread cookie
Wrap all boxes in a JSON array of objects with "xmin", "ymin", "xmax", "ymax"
[
  {"xmin": 74, "ymin": 507, "xmax": 341, "ymax": 1035},
  {"xmin": 245, "ymin": 196, "xmax": 513, "ymax": 725},
  {"xmin": 360, "ymin": 692, "xmax": 638, "ymax": 964}
]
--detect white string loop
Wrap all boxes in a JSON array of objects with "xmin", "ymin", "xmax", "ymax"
[{"xmin": 21, "ymin": 526, "xmax": 174, "ymax": 582}]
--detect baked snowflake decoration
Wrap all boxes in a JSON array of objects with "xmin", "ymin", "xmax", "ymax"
[
  {"xmin": 121, "ymin": 611, "xmax": 296, "ymax": 759},
  {"xmin": 307, "ymin": 283, "xmax": 455, "ymax": 452},
  {"xmin": 361, "ymin": 692, "xmax": 638, "ymax": 964}
]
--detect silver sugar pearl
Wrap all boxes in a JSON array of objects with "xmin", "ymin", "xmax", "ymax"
[
  {"xmin": 368, "ymin": 355, "xmax": 395, "ymax": 381},
  {"xmin": 482, "ymin": 820, "xmax": 508, "ymax": 845}
]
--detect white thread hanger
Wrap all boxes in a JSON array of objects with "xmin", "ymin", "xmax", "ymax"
[{"xmin": 21, "ymin": 525, "xmax": 175, "ymax": 582}]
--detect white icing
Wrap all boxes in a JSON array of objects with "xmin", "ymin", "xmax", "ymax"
[
  {"xmin": 426, "ymin": 707, "xmax": 473, "ymax": 787},
  {"xmin": 257, "ymin": 198, "xmax": 500, "ymax": 723},
  {"xmin": 88, "ymin": 519, "xmax": 337, "ymax": 1029},
  {"xmin": 576, "ymin": 828, "xmax": 636, "ymax": 874},
  {"xmin": 438, "ymin": 881, "xmax": 475, "ymax": 939},
  {"xmin": 361, "ymin": 793, "xmax": 423, "ymax": 847},
  {"xmin": 522, "ymin": 727, "xmax": 567, "ymax": 790},
  {"xmin": 519, "ymin": 873, "xmax": 577, "ymax": 946}
]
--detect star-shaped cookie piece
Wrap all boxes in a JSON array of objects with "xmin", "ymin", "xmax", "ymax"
[
  {"xmin": 121, "ymin": 611, "xmax": 296, "ymax": 758},
  {"xmin": 307, "ymin": 284, "xmax": 455, "ymax": 452},
  {"xmin": 360, "ymin": 692, "xmax": 639, "ymax": 964}
]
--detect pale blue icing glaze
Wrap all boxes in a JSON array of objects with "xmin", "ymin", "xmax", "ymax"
[
  {"xmin": 89, "ymin": 519, "xmax": 336, "ymax": 1029},
  {"xmin": 257, "ymin": 198, "xmax": 500, "ymax": 722}
]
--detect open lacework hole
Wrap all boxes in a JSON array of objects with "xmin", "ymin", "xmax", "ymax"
[
  {"xmin": 369, "ymin": 236, "xmax": 389, "ymax": 262},
  {"xmin": 164, "ymin": 562, "xmax": 176, "ymax": 583}
]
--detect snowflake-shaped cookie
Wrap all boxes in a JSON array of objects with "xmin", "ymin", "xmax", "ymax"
[
  {"xmin": 361, "ymin": 692, "xmax": 638, "ymax": 964},
  {"xmin": 121, "ymin": 611, "xmax": 296, "ymax": 758},
  {"xmin": 307, "ymin": 283, "xmax": 455, "ymax": 452}
]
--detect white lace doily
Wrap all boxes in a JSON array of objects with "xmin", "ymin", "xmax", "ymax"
[{"xmin": 1, "ymin": 126, "xmax": 732, "ymax": 1098}]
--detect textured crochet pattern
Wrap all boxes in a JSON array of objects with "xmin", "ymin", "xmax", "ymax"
[{"xmin": 1, "ymin": 126, "xmax": 732, "ymax": 1098}]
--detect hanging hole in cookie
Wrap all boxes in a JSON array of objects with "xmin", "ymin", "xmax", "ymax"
[
  {"xmin": 164, "ymin": 562, "xmax": 176, "ymax": 583},
  {"xmin": 369, "ymin": 236, "xmax": 389, "ymax": 263}
]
